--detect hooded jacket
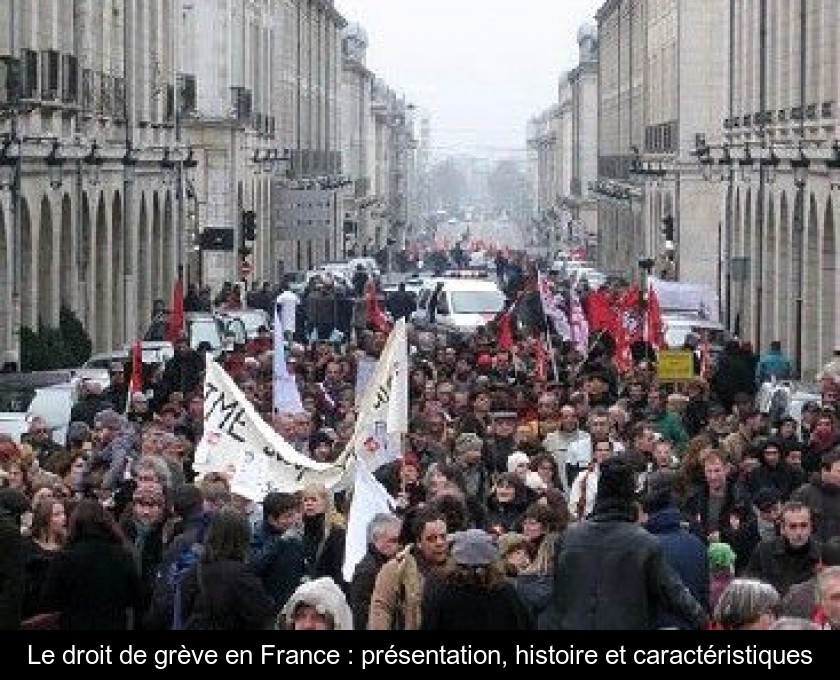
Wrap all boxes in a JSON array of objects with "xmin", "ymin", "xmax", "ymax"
[{"xmin": 281, "ymin": 577, "xmax": 353, "ymax": 630}]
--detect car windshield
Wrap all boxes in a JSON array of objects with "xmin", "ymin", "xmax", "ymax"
[
  {"xmin": 231, "ymin": 312, "xmax": 265, "ymax": 335},
  {"xmin": 190, "ymin": 320, "xmax": 222, "ymax": 350},
  {"xmin": 449, "ymin": 290, "xmax": 505, "ymax": 314},
  {"xmin": 0, "ymin": 388, "xmax": 35, "ymax": 412}
]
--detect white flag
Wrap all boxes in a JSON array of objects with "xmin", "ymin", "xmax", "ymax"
[
  {"xmin": 538, "ymin": 272, "xmax": 571, "ymax": 339},
  {"xmin": 341, "ymin": 458, "xmax": 395, "ymax": 583},
  {"xmin": 194, "ymin": 358, "xmax": 349, "ymax": 501},
  {"xmin": 273, "ymin": 307, "xmax": 305, "ymax": 416},
  {"xmin": 348, "ymin": 318, "xmax": 409, "ymax": 471}
]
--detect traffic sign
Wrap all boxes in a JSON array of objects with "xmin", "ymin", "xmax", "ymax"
[{"xmin": 240, "ymin": 261, "xmax": 253, "ymax": 278}]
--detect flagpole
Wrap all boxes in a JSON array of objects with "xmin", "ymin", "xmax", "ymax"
[{"xmin": 544, "ymin": 330, "xmax": 559, "ymax": 382}]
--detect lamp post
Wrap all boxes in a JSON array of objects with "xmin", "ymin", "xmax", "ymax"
[
  {"xmin": 83, "ymin": 140, "xmax": 103, "ymax": 186},
  {"xmin": 45, "ymin": 140, "xmax": 65, "ymax": 190},
  {"xmin": 791, "ymin": 146, "xmax": 809, "ymax": 379}
]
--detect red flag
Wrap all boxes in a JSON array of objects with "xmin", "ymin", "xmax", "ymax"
[
  {"xmin": 646, "ymin": 287, "xmax": 665, "ymax": 349},
  {"xmin": 366, "ymin": 285, "xmax": 391, "ymax": 333},
  {"xmin": 129, "ymin": 340, "xmax": 143, "ymax": 394},
  {"xmin": 498, "ymin": 310, "xmax": 514, "ymax": 351},
  {"xmin": 615, "ymin": 287, "xmax": 646, "ymax": 374},
  {"xmin": 585, "ymin": 289, "xmax": 617, "ymax": 336},
  {"xmin": 166, "ymin": 277, "xmax": 185, "ymax": 343}
]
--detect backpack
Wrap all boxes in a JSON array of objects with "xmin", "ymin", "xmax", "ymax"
[{"xmin": 168, "ymin": 542, "xmax": 204, "ymax": 631}]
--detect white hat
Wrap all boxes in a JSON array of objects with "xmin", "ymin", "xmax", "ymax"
[{"xmin": 280, "ymin": 577, "xmax": 353, "ymax": 630}]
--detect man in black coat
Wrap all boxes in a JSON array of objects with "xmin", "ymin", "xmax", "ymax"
[
  {"xmin": 348, "ymin": 513, "xmax": 402, "ymax": 630},
  {"xmin": 552, "ymin": 458, "xmax": 708, "ymax": 630},
  {"xmin": 250, "ymin": 492, "xmax": 308, "ymax": 614},
  {"xmin": 0, "ymin": 489, "xmax": 29, "ymax": 630},
  {"xmin": 386, "ymin": 283, "xmax": 416, "ymax": 321},
  {"xmin": 745, "ymin": 501, "xmax": 822, "ymax": 597}
]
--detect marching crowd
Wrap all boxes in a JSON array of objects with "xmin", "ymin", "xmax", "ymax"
[{"xmin": 1, "ymin": 251, "xmax": 840, "ymax": 632}]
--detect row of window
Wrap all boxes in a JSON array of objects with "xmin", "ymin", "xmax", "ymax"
[
  {"xmin": 644, "ymin": 121, "xmax": 678, "ymax": 154},
  {"xmin": 724, "ymin": 101, "xmax": 834, "ymax": 128}
]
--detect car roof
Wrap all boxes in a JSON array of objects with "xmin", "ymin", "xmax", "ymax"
[{"xmin": 420, "ymin": 278, "xmax": 502, "ymax": 291}]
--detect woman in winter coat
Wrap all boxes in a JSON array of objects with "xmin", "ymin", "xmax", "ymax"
[
  {"xmin": 180, "ymin": 508, "xmax": 275, "ymax": 630},
  {"xmin": 301, "ymin": 484, "xmax": 347, "ymax": 589},
  {"xmin": 40, "ymin": 500, "xmax": 142, "ymax": 630},
  {"xmin": 421, "ymin": 529, "xmax": 533, "ymax": 631}
]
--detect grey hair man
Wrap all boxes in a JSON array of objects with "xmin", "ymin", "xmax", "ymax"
[{"xmin": 348, "ymin": 513, "xmax": 402, "ymax": 631}]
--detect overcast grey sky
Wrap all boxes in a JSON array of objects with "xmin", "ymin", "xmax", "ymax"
[{"xmin": 334, "ymin": 0, "xmax": 604, "ymax": 160}]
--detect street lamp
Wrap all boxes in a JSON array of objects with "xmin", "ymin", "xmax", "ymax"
[
  {"xmin": 160, "ymin": 147, "xmax": 177, "ymax": 186},
  {"xmin": 83, "ymin": 140, "xmax": 103, "ymax": 186},
  {"xmin": 760, "ymin": 148, "xmax": 780, "ymax": 184},
  {"xmin": 45, "ymin": 140, "xmax": 65, "ymax": 190},
  {"xmin": 0, "ymin": 136, "xmax": 19, "ymax": 191},
  {"xmin": 738, "ymin": 143, "xmax": 754, "ymax": 182},
  {"xmin": 791, "ymin": 146, "xmax": 810, "ymax": 189},
  {"xmin": 122, "ymin": 144, "xmax": 138, "ymax": 184},
  {"xmin": 183, "ymin": 146, "xmax": 198, "ymax": 171}
]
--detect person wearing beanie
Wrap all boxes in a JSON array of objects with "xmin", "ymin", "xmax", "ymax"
[
  {"xmin": 708, "ymin": 542, "xmax": 737, "ymax": 611},
  {"xmin": 280, "ymin": 577, "xmax": 353, "ymax": 630},
  {"xmin": 552, "ymin": 458, "xmax": 709, "ymax": 630},
  {"xmin": 451, "ymin": 432, "xmax": 489, "ymax": 504},
  {"xmin": 421, "ymin": 529, "xmax": 533, "ymax": 631}
]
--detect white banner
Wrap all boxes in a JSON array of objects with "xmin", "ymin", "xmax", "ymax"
[
  {"xmin": 194, "ymin": 358, "xmax": 350, "ymax": 501},
  {"xmin": 351, "ymin": 318, "xmax": 409, "ymax": 471},
  {"xmin": 341, "ymin": 458, "xmax": 396, "ymax": 583},
  {"xmin": 354, "ymin": 357, "xmax": 377, "ymax": 403},
  {"xmin": 273, "ymin": 307, "xmax": 305, "ymax": 416}
]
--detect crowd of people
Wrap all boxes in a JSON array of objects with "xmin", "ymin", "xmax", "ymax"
[{"xmin": 1, "ymin": 249, "xmax": 840, "ymax": 632}]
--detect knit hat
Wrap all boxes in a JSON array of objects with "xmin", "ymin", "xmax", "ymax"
[
  {"xmin": 497, "ymin": 532, "xmax": 529, "ymax": 558},
  {"xmin": 449, "ymin": 528, "xmax": 499, "ymax": 567},
  {"xmin": 281, "ymin": 577, "xmax": 353, "ymax": 630},
  {"xmin": 708, "ymin": 542, "xmax": 737, "ymax": 572},
  {"xmin": 454, "ymin": 432, "xmax": 483, "ymax": 456}
]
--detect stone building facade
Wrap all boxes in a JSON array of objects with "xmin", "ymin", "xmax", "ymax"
[{"xmin": 0, "ymin": 0, "xmax": 182, "ymax": 359}]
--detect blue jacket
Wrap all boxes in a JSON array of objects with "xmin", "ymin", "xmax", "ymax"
[
  {"xmin": 645, "ymin": 506, "xmax": 710, "ymax": 628},
  {"xmin": 756, "ymin": 350, "xmax": 793, "ymax": 383}
]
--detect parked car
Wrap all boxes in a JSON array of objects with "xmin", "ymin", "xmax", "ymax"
[
  {"xmin": 0, "ymin": 371, "xmax": 82, "ymax": 445},
  {"xmin": 217, "ymin": 308, "xmax": 271, "ymax": 340}
]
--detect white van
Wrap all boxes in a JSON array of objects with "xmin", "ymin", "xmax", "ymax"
[{"xmin": 412, "ymin": 277, "xmax": 506, "ymax": 337}]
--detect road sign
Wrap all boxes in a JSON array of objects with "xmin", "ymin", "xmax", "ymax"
[
  {"xmin": 657, "ymin": 350, "xmax": 695, "ymax": 382},
  {"xmin": 240, "ymin": 260, "xmax": 253, "ymax": 278}
]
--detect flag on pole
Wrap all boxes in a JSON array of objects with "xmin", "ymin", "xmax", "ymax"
[
  {"xmin": 569, "ymin": 290, "xmax": 590, "ymax": 355},
  {"xmin": 273, "ymin": 306, "xmax": 305, "ymax": 416},
  {"xmin": 538, "ymin": 272, "xmax": 571, "ymax": 339},
  {"xmin": 166, "ymin": 277, "xmax": 185, "ymax": 343},
  {"xmin": 125, "ymin": 340, "xmax": 144, "ymax": 415},
  {"xmin": 341, "ymin": 457, "xmax": 396, "ymax": 582},
  {"xmin": 498, "ymin": 309, "xmax": 514, "ymax": 351},
  {"xmin": 365, "ymin": 283, "xmax": 391, "ymax": 333},
  {"xmin": 350, "ymin": 318, "xmax": 409, "ymax": 471}
]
